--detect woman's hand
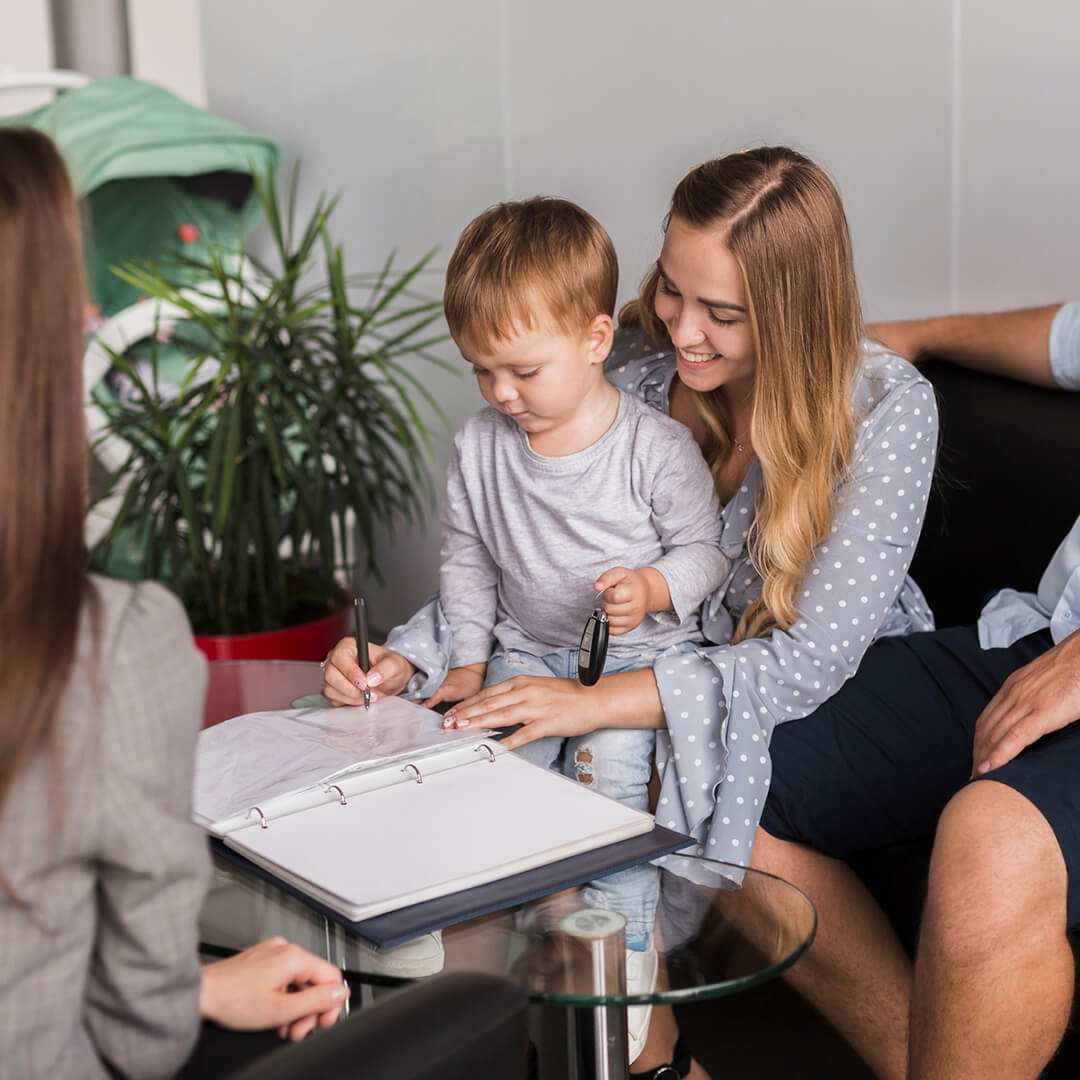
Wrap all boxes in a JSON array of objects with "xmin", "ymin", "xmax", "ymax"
[
  {"xmin": 321, "ymin": 635, "xmax": 417, "ymax": 706},
  {"xmin": 442, "ymin": 675, "xmax": 608, "ymax": 749},
  {"xmin": 200, "ymin": 937, "xmax": 349, "ymax": 1042}
]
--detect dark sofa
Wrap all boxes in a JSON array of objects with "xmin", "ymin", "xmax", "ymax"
[{"xmin": 679, "ymin": 356, "xmax": 1080, "ymax": 1078}]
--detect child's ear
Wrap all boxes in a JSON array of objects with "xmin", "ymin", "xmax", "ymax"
[{"xmin": 584, "ymin": 314, "xmax": 614, "ymax": 365}]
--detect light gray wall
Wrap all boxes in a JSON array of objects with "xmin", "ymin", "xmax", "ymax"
[
  {"xmin": 198, "ymin": 0, "xmax": 1069, "ymax": 630},
  {"xmin": 952, "ymin": 0, "xmax": 1080, "ymax": 310}
]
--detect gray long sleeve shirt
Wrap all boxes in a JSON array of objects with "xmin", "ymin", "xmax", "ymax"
[{"xmin": 440, "ymin": 390, "xmax": 731, "ymax": 668}]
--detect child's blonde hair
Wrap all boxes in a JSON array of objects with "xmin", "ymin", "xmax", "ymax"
[{"xmin": 444, "ymin": 196, "xmax": 618, "ymax": 354}]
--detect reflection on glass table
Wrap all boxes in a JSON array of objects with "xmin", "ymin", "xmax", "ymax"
[{"xmin": 200, "ymin": 852, "xmax": 815, "ymax": 1080}]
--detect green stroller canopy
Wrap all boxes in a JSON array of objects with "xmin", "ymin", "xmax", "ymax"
[{"xmin": 6, "ymin": 75, "xmax": 279, "ymax": 316}]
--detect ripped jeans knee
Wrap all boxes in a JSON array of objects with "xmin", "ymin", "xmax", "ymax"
[
  {"xmin": 563, "ymin": 729, "xmax": 654, "ymax": 810},
  {"xmin": 572, "ymin": 746, "xmax": 595, "ymax": 785}
]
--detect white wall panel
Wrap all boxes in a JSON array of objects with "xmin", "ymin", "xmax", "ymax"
[
  {"xmin": 127, "ymin": 0, "xmax": 206, "ymax": 105},
  {"xmin": 0, "ymin": 0, "xmax": 55, "ymax": 115}
]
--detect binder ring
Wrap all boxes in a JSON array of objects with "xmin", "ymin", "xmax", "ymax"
[
  {"xmin": 474, "ymin": 743, "xmax": 497, "ymax": 763},
  {"xmin": 401, "ymin": 762, "xmax": 424, "ymax": 784},
  {"xmin": 325, "ymin": 784, "xmax": 348, "ymax": 805},
  {"xmin": 247, "ymin": 806, "xmax": 269, "ymax": 829}
]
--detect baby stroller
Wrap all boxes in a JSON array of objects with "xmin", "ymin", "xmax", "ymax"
[{"xmin": 0, "ymin": 73, "xmax": 279, "ymax": 552}]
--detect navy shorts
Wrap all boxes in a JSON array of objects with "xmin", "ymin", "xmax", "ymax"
[{"xmin": 760, "ymin": 625, "xmax": 1080, "ymax": 931}]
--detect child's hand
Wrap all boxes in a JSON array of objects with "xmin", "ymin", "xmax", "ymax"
[
  {"xmin": 423, "ymin": 663, "xmax": 487, "ymax": 709},
  {"xmin": 593, "ymin": 566, "xmax": 671, "ymax": 635}
]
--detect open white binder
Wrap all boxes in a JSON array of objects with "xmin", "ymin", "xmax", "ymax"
[{"xmin": 193, "ymin": 698, "xmax": 654, "ymax": 923}]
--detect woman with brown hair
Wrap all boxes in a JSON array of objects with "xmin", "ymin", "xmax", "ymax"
[
  {"xmin": 0, "ymin": 127, "xmax": 349, "ymax": 1078},
  {"xmin": 323, "ymin": 146, "xmax": 939, "ymax": 1077}
]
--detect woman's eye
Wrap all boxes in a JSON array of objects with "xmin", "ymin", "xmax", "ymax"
[
  {"xmin": 660, "ymin": 281, "xmax": 680, "ymax": 298},
  {"xmin": 472, "ymin": 367, "xmax": 492, "ymax": 378},
  {"xmin": 516, "ymin": 369, "xmax": 539, "ymax": 380},
  {"xmin": 707, "ymin": 312, "xmax": 736, "ymax": 328}
]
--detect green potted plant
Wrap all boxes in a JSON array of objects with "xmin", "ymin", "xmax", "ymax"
[{"xmin": 90, "ymin": 170, "xmax": 449, "ymax": 660}]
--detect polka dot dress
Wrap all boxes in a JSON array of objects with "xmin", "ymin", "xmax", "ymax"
[{"xmin": 387, "ymin": 328, "xmax": 939, "ymax": 872}]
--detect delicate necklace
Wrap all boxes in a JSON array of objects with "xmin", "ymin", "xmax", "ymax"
[{"xmin": 733, "ymin": 435, "xmax": 749, "ymax": 453}]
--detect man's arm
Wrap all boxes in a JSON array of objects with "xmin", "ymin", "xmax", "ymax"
[{"xmin": 866, "ymin": 304, "xmax": 1064, "ymax": 388}]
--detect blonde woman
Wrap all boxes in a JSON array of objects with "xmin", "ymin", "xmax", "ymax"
[{"xmin": 323, "ymin": 146, "xmax": 939, "ymax": 1078}]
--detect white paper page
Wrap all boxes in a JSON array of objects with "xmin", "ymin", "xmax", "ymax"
[
  {"xmin": 192, "ymin": 697, "xmax": 478, "ymax": 827},
  {"xmin": 224, "ymin": 753, "xmax": 654, "ymax": 922}
]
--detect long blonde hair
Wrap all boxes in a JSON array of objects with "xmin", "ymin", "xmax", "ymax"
[
  {"xmin": 623, "ymin": 147, "xmax": 862, "ymax": 642},
  {"xmin": 0, "ymin": 129, "xmax": 92, "ymax": 840}
]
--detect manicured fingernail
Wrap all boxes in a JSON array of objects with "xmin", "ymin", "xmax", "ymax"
[
  {"xmin": 332, "ymin": 987, "xmax": 349, "ymax": 1000},
  {"xmin": 976, "ymin": 761, "xmax": 989, "ymax": 775},
  {"xmin": 455, "ymin": 718, "xmax": 471, "ymax": 728},
  {"xmin": 354, "ymin": 677, "xmax": 366, "ymax": 689},
  {"xmin": 367, "ymin": 672, "xmax": 382, "ymax": 687},
  {"xmin": 442, "ymin": 716, "xmax": 453, "ymax": 728}
]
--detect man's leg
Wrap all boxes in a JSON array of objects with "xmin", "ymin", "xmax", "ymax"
[
  {"xmin": 910, "ymin": 782, "xmax": 1073, "ymax": 1079},
  {"xmin": 753, "ymin": 627, "xmax": 1056, "ymax": 1079},
  {"xmin": 750, "ymin": 830, "xmax": 912, "ymax": 1080}
]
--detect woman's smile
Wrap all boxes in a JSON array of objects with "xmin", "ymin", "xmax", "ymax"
[{"xmin": 676, "ymin": 347, "xmax": 722, "ymax": 367}]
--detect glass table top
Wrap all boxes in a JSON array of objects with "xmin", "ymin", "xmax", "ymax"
[{"xmin": 200, "ymin": 853, "xmax": 815, "ymax": 1008}]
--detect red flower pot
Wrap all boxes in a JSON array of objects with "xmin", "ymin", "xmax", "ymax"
[{"xmin": 194, "ymin": 599, "xmax": 354, "ymax": 662}]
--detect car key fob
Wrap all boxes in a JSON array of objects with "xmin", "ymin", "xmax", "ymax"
[{"xmin": 578, "ymin": 607, "xmax": 609, "ymax": 686}]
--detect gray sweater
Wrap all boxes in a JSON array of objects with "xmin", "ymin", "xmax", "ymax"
[{"xmin": 440, "ymin": 390, "xmax": 731, "ymax": 667}]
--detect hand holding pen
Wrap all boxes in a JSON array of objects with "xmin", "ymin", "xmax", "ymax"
[
  {"xmin": 320, "ymin": 596, "xmax": 419, "ymax": 707},
  {"xmin": 353, "ymin": 596, "xmax": 371, "ymax": 710}
]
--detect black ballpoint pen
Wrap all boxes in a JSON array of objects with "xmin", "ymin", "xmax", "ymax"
[{"xmin": 354, "ymin": 595, "xmax": 371, "ymax": 710}]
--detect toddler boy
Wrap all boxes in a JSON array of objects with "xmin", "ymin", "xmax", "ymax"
[{"xmin": 433, "ymin": 196, "xmax": 730, "ymax": 1059}]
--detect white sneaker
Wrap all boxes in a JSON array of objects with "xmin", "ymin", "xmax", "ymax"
[
  {"xmin": 343, "ymin": 929, "xmax": 445, "ymax": 978},
  {"xmin": 245, "ymin": 875, "xmax": 445, "ymax": 978},
  {"xmin": 625, "ymin": 942, "xmax": 658, "ymax": 1063}
]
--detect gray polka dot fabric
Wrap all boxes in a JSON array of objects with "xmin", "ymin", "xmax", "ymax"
[{"xmin": 388, "ymin": 327, "xmax": 938, "ymax": 871}]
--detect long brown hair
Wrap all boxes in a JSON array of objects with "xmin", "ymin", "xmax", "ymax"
[
  {"xmin": 622, "ymin": 147, "xmax": 862, "ymax": 642},
  {"xmin": 0, "ymin": 129, "xmax": 92, "ymax": 826}
]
